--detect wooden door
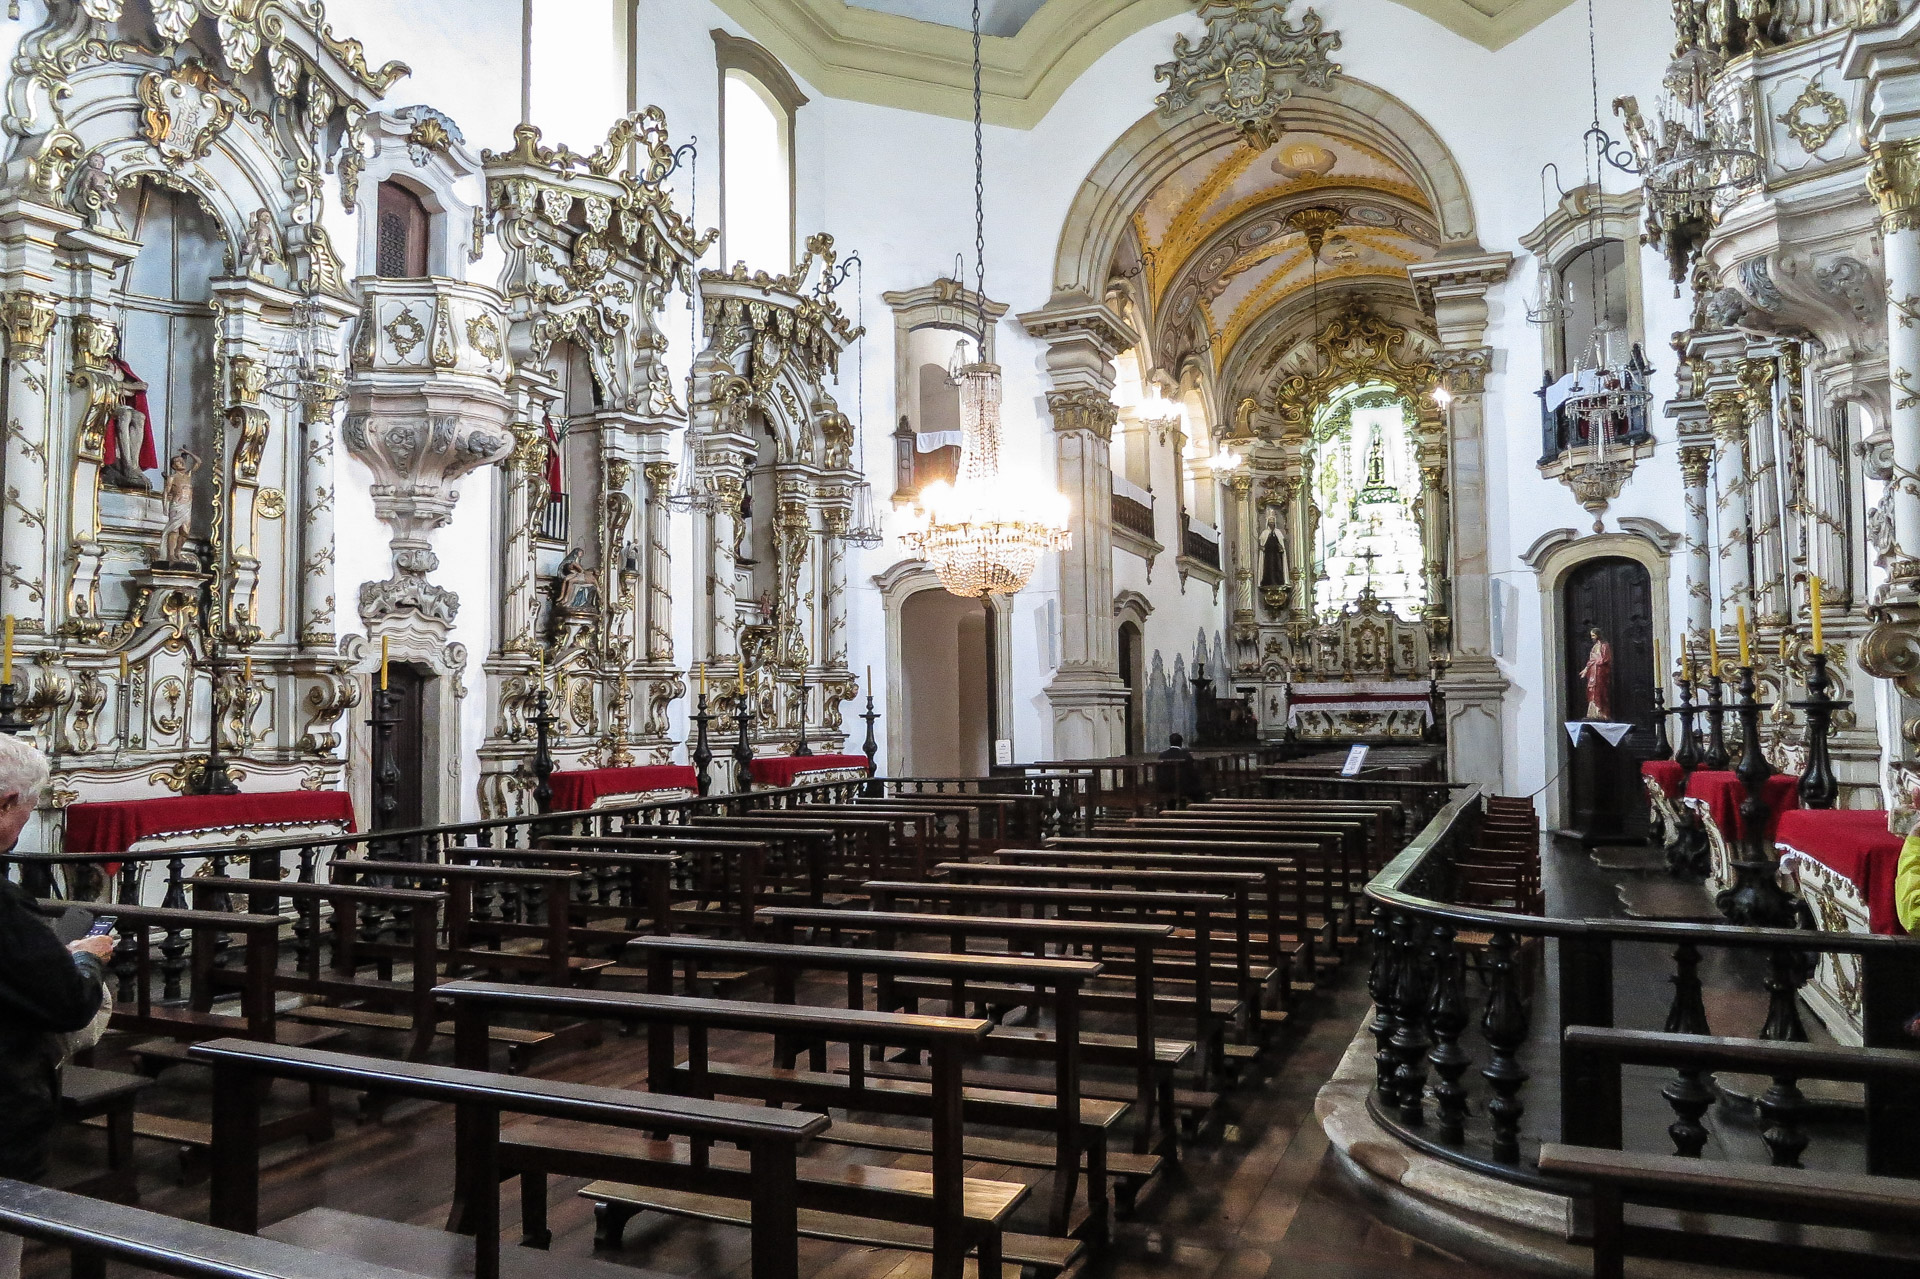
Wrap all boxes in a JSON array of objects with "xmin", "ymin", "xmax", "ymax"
[
  {"xmin": 1563, "ymin": 557, "xmax": 1654, "ymax": 843},
  {"xmin": 378, "ymin": 663, "xmax": 429, "ymax": 833}
]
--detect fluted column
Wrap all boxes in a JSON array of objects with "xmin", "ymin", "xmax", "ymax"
[
  {"xmin": 1742, "ymin": 358, "xmax": 1787, "ymax": 624},
  {"xmin": 1710, "ymin": 389, "xmax": 1754, "ymax": 630},
  {"xmin": 710, "ymin": 476, "xmax": 741, "ymax": 662},
  {"xmin": 1, "ymin": 292, "xmax": 55, "ymax": 629},
  {"xmin": 1875, "ymin": 140, "xmax": 1920, "ymax": 583},
  {"xmin": 822, "ymin": 507, "xmax": 850, "ymax": 671},
  {"xmin": 644, "ymin": 462, "xmax": 675, "ymax": 664},
  {"xmin": 1229, "ymin": 468, "xmax": 1256, "ymax": 622},
  {"xmin": 1680, "ymin": 443, "xmax": 1715, "ymax": 646},
  {"xmin": 297, "ymin": 405, "xmax": 338, "ymax": 649}
]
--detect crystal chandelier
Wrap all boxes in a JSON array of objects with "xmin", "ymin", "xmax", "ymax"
[
  {"xmin": 260, "ymin": 293, "xmax": 346, "ymax": 415},
  {"xmin": 898, "ymin": 0, "xmax": 1070, "ymax": 598},
  {"xmin": 1562, "ymin": 320, "xmax": 1651, "ymax": 442}
]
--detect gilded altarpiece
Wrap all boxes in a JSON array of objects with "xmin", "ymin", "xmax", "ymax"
[
  {"xmin": 0, "ymin": 0, "xmax": 400, "ymax": 848},
  {"xmin": 686, "ymin": 242, "xmax": 862, "ymax": 786},
  {"xmin": 473, "ymin": 118, "xmax": 712, "ymax": 818}
]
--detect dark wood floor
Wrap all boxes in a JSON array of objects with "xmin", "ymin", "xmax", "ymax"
[{"xmin": 33, "ymin": 949, "xmax": 1562, "ymax": 1279}]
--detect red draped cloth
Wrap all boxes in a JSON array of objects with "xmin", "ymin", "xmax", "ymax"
[
  {"xmin": 1682, "ymin": 770, "xmax": 1800, "ymax": 842},
  {"xmin": 1775, "ymin": 808, "xmax": 1909, "ymax": 935},
  {"xmin": 103, "ymin": 358, "xmax": 159, "ymax": 471},
  {"xmin": 64, "ymin": 791, "xmax": 355, "ymax": 854},
  {"xmin": 1640, "ymin": 760, "xmax": 1684, "ymax": 801},
  {"xmin": 749, "ymin": 754, "xmax": 870, "ymax": 788},
  {"xmin": 548, "ymin": 765, "xmax": 698, "ymax": 811}
]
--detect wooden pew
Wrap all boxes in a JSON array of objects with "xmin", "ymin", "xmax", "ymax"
[
  {"xmin": 0, "ymin": 1177, "xmax": 439, "ymax": 1279},
  {"xmin": 1542, "ymin": 1026, "xmax": 1920, "ymax": 1279},
  {"xmin": 625, "ymin": 933, "xmax": 1108, "ymax": 1247},
  {"xmin": 539, "ymin": 832, "xmax": 825, "ymax": 929},
  {"xmin": 757, "ymin": 903, "xmax": 1191, "ymax": 1161},
  {"xmin": 696, "ymin": 812, "xmax": 921, "ymax": 881},
  {"xmin": 863, "ymin": 879, "xmax": 1238, "ymax": 1080},
  {"xmin": 192, "ymin": 877, "xmax": 446, "ymax": 1063},
  {"xmin": 1110, "ymin": 815, "xmax": 1370, "ymax": 920},
  {"xmin": 190, "ymin": 1037, "xmax": 824, "ymax": 1279},
  {"xmin": 440, "ymin": 981, "xmax": 1038, "ymax": 1279},
  {"xmin": 446, "ymin": 845, "xmax": 677, "ymax": 936}
]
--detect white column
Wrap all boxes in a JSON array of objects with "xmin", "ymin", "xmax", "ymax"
[
  {"xmin": 1710, "ymin": 388, "xmax": 1754, "ymax": 629},
  {"xmin": 644, "ymin": 462, "xmax": 675, "ymax": 663},
  {"xmin": 1742, "ymin": 358, "xmax": 1787, "ymax": 624},
  {"xmin": 0, "ymin": 291, "xmax": 55, "ymax": 629},
  {"xmin": 710, "ymin": 477, "xmax": 741, "ymax": 661},
  {"xmin": 1680, "ymin": 442, "xmax": 1715, "ymax": 645}
]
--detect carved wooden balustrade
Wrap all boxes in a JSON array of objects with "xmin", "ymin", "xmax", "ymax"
[{"xmin": 1364, "ymin": 788, "xmax": 1920, "ymax": 1188}]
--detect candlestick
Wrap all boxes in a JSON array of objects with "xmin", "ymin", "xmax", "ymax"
[
  {"xmin": 118, "ymin": 651, "xmax": 128, "ymax": 682},
  {"xmin": 1709, "ymin": 628, "xmax": 1721, "ymax": 678},
  {"xmin": 4, "ymin": 614, "xmax": 14, "ymax": 687},
  {"xmin": 690, "ymin": 690, "xmax": 716, "ymax": 797},
  {"xmin": 1704, "ymin": 673, "xmax": 1730, "ymax": 770},
  {"xmin": 1718, "ymin": 661, "xmax": 1794, "ymax": 928},
  {"xmin": 1654, "ymin": 637, "xmax": 1662, "ymax": 685},
  {"xmin": 243, "ymin": 656, "xmax": 253, "ymax": 683},
  {"xmin": 1810, "ymin": 575, "xmax": 1823, "ymax": 652},
  {"xmin": 1792, "ymin": 649, "xmax": 1848, "ymax": 811},
  {"xmin": 1779, "ymin": 630, "xmax": 1789, "ymax": 664},
  {"xmin": 737, "ymin": 658, "xmax": 745, "ymax": 695},
  {"xmin": 698, "ymin": 663, "xmax": 706, "ymax": 699},
  {"xmin": 380, "ymin": 635, "xmax": 389, "ymax": 691},
  {"xmin": 1736, "ymin": 605, "xmax": 1751, "ymax": 667}
]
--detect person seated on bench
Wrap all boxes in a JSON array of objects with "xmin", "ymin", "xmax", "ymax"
[{"xmin": 0, "ymin": 734, "xmax": 113, "ymax": 1279}]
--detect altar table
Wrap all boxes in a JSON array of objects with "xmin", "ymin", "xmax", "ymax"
[
  {"xmin": 1285, "ymin": 679, "xmax": 1433, "ymax": 724},
  {"xmin": 748, "ymin": 753, "xmax": 869, "ymax": 788},
  {"xmin": 1775, "ymin": 808, "xmax": 1907, "ymax": 936},
  {"xmin": 548, "ymin": 765, "xmax": 698, "ymax": 811},
  {"xmin": 1640, "ymin": 759, "xmax": 1684, "ymax": 801},
  {"xmin": 64, "ymin": 790, "xmax": 356, "ymax": 854},
  {"xmin": 1682, "ymin": 769, "xmax": 1799, "ymax": 843}
]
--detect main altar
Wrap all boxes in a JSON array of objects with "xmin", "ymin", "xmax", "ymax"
[{"xmin": 1262, "ymin": 587, "xmax": 1438, "ymax": 742}]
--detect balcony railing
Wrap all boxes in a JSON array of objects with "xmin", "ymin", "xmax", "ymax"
[
  {"xmin": 538, "ymin": 491, "xmax": 569, "ymax": 543},
  {"xmin": 1180, "ymin": 516, "xmax": 1220, "ymax": 570},
  {"xmin": 1112, "ymin": 491, "xmax": 1154, "ymax": 540}
]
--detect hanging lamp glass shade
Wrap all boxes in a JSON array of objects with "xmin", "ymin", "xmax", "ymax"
[{"xmin": 900, "ymin": 360, "xmax": 1070, "ymax": 598}]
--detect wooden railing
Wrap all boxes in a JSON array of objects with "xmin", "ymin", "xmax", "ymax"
[{"xmin": 1361, "ymin": 786, "xmax": 1920, "ymax": 1190}]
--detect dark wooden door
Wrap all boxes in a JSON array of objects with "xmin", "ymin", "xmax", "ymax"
[
  {"xmin": 1564, "ymin": 557, "xmax": 1654, "ymax": 843},
  {"xmin": 378, "ymin": 663, "xmax": 429, "ymax": 833}
]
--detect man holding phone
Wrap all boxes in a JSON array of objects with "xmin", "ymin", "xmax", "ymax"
[{"xmin": 0, "ymin": 735, "xmax": 110, "ymax": 1279}]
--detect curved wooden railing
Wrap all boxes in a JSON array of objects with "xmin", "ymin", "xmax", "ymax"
[{"xmin": 1362, "ymin": 787, "xmax": 1920, "ymax": 1190}]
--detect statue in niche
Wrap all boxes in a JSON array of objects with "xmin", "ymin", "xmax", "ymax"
[
  {"xmin": 72, "ymin": 153, "xmax": 121, "ymax": 235},
  {"xmin": 1259, "ymin": 509, "xmax": 1287, "ymax": 588},
  {"xmin": 554, "ymin": 548, "xmax": 602, "ymax": 612},
  {"xmin": 734, "ymin": 489, "xmax": 757, "ymax": 565},
  {"xmin": 1581, "ymin": 627, "xmax": 1614, "ymax": 722},
  {"xmin": 239, "ymin": 208, "xmax": 282, "ymax": 280},
  {"xmin": 100, "ymin": 355, "xmax": 157, "ymax": 491},
  {"xmin": 157, "ymin": 447, "xmax": 201, "ymax": 565}
]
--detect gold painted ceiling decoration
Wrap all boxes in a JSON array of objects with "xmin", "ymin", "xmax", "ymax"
[
  {"xmin": 1154, "ymin": 0, "xmax": 1342, "ymax": 149},
  {"xmin": 1263, "ymin": 304, "xmax": 1436, "ymax": 435}
]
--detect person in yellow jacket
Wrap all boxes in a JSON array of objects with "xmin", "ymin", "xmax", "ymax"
[{"xmin": 1901, "ymin": 833, "xmax": 1920, "ymax": 1039}]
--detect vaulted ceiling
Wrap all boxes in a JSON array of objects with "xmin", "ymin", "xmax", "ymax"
[{"xmin": 711, "ymin": 0, "xmax": 1577, "ymax": 127}]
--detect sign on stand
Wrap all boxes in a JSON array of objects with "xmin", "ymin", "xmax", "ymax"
[{"xmin": 1341, "ymin": 744, "xmax": 1370, "ymax": 777}]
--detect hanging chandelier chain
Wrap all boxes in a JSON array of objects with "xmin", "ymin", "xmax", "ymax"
[{"xmin": 972, "ymin": 0, "xmax": 987, "ymax": 349}]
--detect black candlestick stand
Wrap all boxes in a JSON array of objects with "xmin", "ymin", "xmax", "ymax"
[
  {"xmin": 529, "ymin": 683, "xmax": 555, "ymax": 815},
  {"xmin": 199, "ymin": 663, "xmax": 240, "ymax": 796},
  {"xmin": 1703, "ymin": 674, "xmax": 1731, "ymax": 770},
  {"xmin": 1651, "ymin": 685, "xmax": 1672, "ymax": 760},
  {"xmin": 0, "ymin": 679, "xmax": 29, "ymax": 735},
  {"xmin": 1671, "ymin": 676, "xmax": 1702, "ymax": 772},
  {"xmin": 368, "ymin": 684, "xmax": 402, "ymax": 829},
  {"xmin": 792, "ymin": 681, "xmax": 813, "ymax": 756},
  {"xmin": 690, "ymin": 691, "xmax": 716, "ymax": 797},
  {"xmin": 860, "ymin": 691, "xmax": 880, "ymax": 798},
  {"xmin": 731, "ymin": 695, "xmax": 756, "ymax": 794},
  {"xmin": 1791, "ymin": 651, "xmax": 1848, "ymax": 811},
  {"xmin": 1715, "ymin": 663, "xmax": 1795, "ymax": 928}
]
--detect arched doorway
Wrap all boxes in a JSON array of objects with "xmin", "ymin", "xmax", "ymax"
[
  {"xmin": 1563, "ymin": 556, "xmax": 1655, "ymax": 843},
  {"xmin": 1118, "ymin": 621, "xmax": 1143, "ymax": 755},
  {"xmin": 899, "ymin": 589, "xmax": 994, "ymax": 776}
]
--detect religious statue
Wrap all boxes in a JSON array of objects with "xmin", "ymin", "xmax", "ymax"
[
  {"xmin": 734, "ymin": 489, "xmax": 757, "ymax": 565},
  {"xmin": 100, "ymin": 358, "xmax": 157, "ymax": 491},
  {"xmin": 158, "ymin": 447, "xmax": 201, "ymax": 565},
  {"xmin": 239, "ymin": 208, "xmax": 282, "ymax": 280},
  {"xmin": 1581, "ymin": 627, "xmax": 1614, "ymax": 722},
  {"xmin": 1259, "ymin": 510, "xmax": 1287, "ymax": 588},
  {"xmin": 72, "ymin": 152, "xmax": 120, "ymax": 234},
  {"xmin": 554, "ymin": 548, "xmax": 601, "ymax": 612}
]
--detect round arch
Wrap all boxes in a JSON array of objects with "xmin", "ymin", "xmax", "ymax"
[
  {"xmin": 874, "ymin": 562, "xmax": 1016, "ymax": 776},
  {"xmin": 1046, "ymin": 79, "xmax": 1481, "ymax": 309}
]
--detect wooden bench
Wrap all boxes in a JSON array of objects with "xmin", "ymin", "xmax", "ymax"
[
  {"xmin": 438, "ymin": 980, "xmax": 1040, "ymax": 1279},
  {"xmin": 757, "ymin": 903, "xmax": 1193, "ymax": 1162},
  {"xmin": 56, "ymin": 1065, "xmax": 150, "ymax": 1202},
  {"xmin": 624, "ymin": 933, "xmax": 1110, "ymax": 1243},
  {"xmin": 864, "ymin": 878, "xmax": 1239, "ymax": 1080},
  {"xmin": 1544, "ymin": 1025, "xmax": 1920, "ymax": 1278},
  {"xmin": 446, "ymin": 845, "xmax": 677, "ymax": 938},
  {"xmin": 189, "ymin": 1036, "xmax": 825, "ymax": 1279}
]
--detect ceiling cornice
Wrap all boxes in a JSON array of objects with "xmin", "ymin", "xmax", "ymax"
[{"xmin": 710, "ymin": 0, "xmax": 1580, "ymax": 129}]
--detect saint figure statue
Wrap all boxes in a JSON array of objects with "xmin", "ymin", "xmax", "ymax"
[
  {"xmin": 158, "ymin": 448, "xmax": 201, "ymax": 565},
  {"xmin": 1581, "ymin": 627, "xmax": 1614, "ymax": 722}
]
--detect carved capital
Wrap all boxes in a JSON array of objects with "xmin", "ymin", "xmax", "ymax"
[
  {"xmin": 1046, "ymin": 389, "xmax": 1118, "ymax": 440},
  {"xmin": 1678, "ymin": 444, "xmax": 1712, "ymax": 488},
  {"xmin": 1738, "ymin": 358, "xmax": 1774, "ymax": 417},
  {"xmin": 643, "ymin": 461, "xmax": 675, "ymax": 489},
  {"xmin": 229, "ymin": 353, "xmax": 266, "ymax": 405},
  {"xmin": 1433, "ymin": 346, "xmax": 1490, "ymax": 396},
  {"xmin": 2, "ymin": 292, "xmax": 56, "ymax": 362},
  {"xmin": 1706, "ymin": 389, "xmax": 1746, "ymax": 442},
  {"xmin": 71, "ymin": 315, "xmax": 117, "ymax": 371},
  {"xmin": 1870, "ymin": 138, "xmax": 1920, "ymax": 234}
]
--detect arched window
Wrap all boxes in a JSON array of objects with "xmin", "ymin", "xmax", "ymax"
[
  {"xmin": 1558, "ymin": 238, "xmax": 1629, "ymax": 374},
  {"xmin": 376, "ymin": 180, "xmax": 429, "ymax": 279},
  {"xmin": 714, "ymin": 31, "xmax": 806, "ymax": 272},
  {"xmin": 1309, "ymin": 382, "xmax": 1427, "ymax": 621}
]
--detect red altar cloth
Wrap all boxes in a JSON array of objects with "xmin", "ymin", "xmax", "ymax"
[
  {"xmin": 1640, "ymin": 760, "xmax": 1685, "ymax": 800},
  {"xmin": 548, "ymin": 765, "xmax": 698, "ymax": 811},
  {"xmin": 1775, "ymin": 808, "xmax": 1908, "ymax": 936},
  {"xmin": 749, "ymin": 753, "xmax": 869, "ymax": 788},
  {"xmin": 1683, "ymin": 770, "xmax": 1800, "ymax": 842},
  {"xmin": 64, "ymin": 790, "xmax": 356, "ymax": 855}
]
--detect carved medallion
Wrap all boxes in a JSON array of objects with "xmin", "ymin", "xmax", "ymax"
[
  {"xmin": 137, "ymin": 66, "xmax": 236, "ymax": 167},
  {"xmin": 257, "ymin": 488, "xmax": 287, "ymax": 519},
  {"xmin": 384, "ymin": 306, "xmax": 427, "ymax": 360},
  {"xmin": 1154, "ymin": 0, "xmax": 1342, "ymax": 149},
  {"xmin": 467, "ymin": 314, "xmax": 504, "ymax": 363},
  {"xmin": 1777, "ymin": 80, "xmax": 1846, "ymax": 155}
]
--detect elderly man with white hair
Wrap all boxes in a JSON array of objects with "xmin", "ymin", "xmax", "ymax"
[{"xmin": 0, "ymin": 735, "xmax": 111, "ymax": 1279}]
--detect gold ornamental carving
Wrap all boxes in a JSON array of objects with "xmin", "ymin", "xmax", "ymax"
[
  {"xmin": 1777, "ymin": 81, "xmax": 1847, "ymax": 154},
  {"xmin": 466, "ymin": 314, "xmax": 504, "ymax": 364},
  {"xmin": 1869, "ymin": 138, "xmax": 1920, "ymax": 234},
  {"xmin": 384, "ymin": 306, "xmax": 426, "ymax": 360},
  {"xmin": 137, "ymin": 66, "xmax": 236, "ymax": 167},
  {"xmin": 257, "ymin": 488, "xmax": 287, "ymax": 519},
  {"xmin": 643, "ymin": 461, "xmax": 675, "ymax": 489},
  {"xmin": 1678, "ymin": 444, "xmax": 1712, "ymax": 487},
  {"xmin": 1154, "ymin": 0, "xmax": 1343, "ymax": 150},
  {"xmin": 1268, "ymin": 305, "xmax": 1436, "ymax": 432},
  {"xmin": 2, "ymin": 293, "xmax": 55, "ymax": 362},
  {"xmin": 1046, "ymin": 389, "xmax": 1118, "ymax": 440},
  {"xmin": 1706, "ymin": 389, "xmax": 1746, "ymax": 440}
]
